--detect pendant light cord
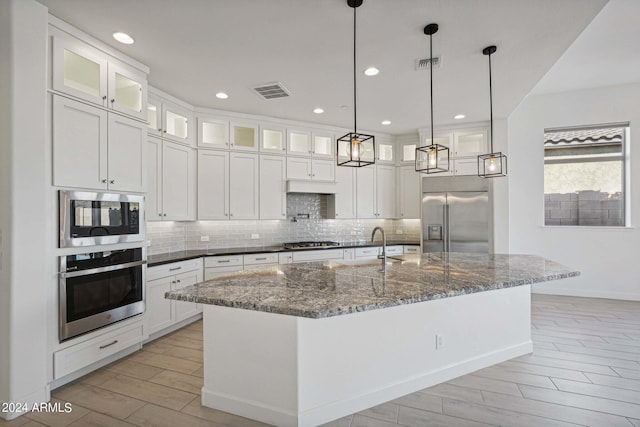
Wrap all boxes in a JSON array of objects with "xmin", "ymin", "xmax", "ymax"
[
  {"xmin": 429, "ymin": 32, "xmax": 434, "ymax": 147},
  {"xmin": 353, "ymin": 5, "xmax": 357, "ymax": 135},
  {"xmin": 488, "ymin": 52, "xmax": 494, "ymax": 153}
]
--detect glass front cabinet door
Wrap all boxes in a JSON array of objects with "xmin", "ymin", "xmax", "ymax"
[
  {"xmin": 107, "ymin": 62, "xmax": 147, "ymax": 121},
  {"xmin": 453, "ymin": 128, "xmax": 487, "ymax": 157},
  {"xmin": 199, "ymin": 117, "xmax": 230, "ymax": 149},
  {"xmin": 162, "ymin": 101, "xmax": 194, "ymax": 145},
  {"xmin": 230, "ymin": 121, "xmax": 258, "ymax": 151},
  {"xmin": 311, "ymin": 131, "xmax": 334, "ymax": 158},
  {"xmin": 287, "ymin": 129, "xmax": 312, "ymax": 155},
  {"xmin": 260, "ymin": 125, "xmax": 286, "ymax": 153}
]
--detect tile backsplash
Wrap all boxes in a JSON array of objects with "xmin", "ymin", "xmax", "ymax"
[{"xmin": 147, "ymin": 193, "xmax": 420, "ymax": 255}]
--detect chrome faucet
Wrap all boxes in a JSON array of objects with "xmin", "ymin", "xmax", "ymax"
[{"xmin": 371, "ymin": 226, "xmax": 387, "ymax": 270}]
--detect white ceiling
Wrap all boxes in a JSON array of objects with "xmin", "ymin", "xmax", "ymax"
[
  {"xmin": 39, "ymin": 0, "xmax": 607, "ymax": 135},
  {"xmin": 532, "ymin": 0, "xmax": 640, "ymax": 95}
]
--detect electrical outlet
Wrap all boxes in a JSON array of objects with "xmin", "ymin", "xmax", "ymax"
[
  {"xmin": 436, "ymin": 334, "xmax": 444, "ymax": 350},
  {"xmin": 251, "ymin": 234, "xmax": 260, "ymax": 239},
  {"xmin": 200, "ymin": 235, "xmax": 210, "ymax": 242},
  {"xmin": 350, "ymin": 231, "xmax": 357, "ymax": 235},
  {"xmin": 396, "ymin": 229, "xmax": 404, "ymax": 234}
]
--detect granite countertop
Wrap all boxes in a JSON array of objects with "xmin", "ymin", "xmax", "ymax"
[
  {"xmin": 147, "ymin": 241, "xmax": 419, "ymax": 267},
  {"xmin": 165, "ymin": 253, "xmax": 579, "ymax": 318}
]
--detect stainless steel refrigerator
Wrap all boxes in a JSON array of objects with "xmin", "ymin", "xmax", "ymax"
[{"xmin": 421, "ymin": 176, "xmax": 490, "ymax": 253}]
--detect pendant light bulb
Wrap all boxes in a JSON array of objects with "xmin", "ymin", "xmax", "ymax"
[
  {"xmin": 488, "ymin": 157, "xmax": 497, "ymax": 172},
  {"xmin": 428, "ymin": 148, "xmax": 437, "ymax": 166},
  {"xmin": 351, "ymin": 137, "xmax": 361, "ymax": 158}
]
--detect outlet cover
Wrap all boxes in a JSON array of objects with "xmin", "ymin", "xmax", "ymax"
[
  {"xmin": 251, "ymin": 234, "xmax": 260, "ymax": 239},
  {"xmin": 200, "ymin": 235, "xmax": 210, "ymax": 242},
  {"xmin": 436, "ymin": 334, "xmax": 444, "ymax": 350}
]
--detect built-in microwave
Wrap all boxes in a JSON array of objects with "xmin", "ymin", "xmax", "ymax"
[{"xmin": 59, "ymin": 191, "xmax": 144, "ymax": 248}]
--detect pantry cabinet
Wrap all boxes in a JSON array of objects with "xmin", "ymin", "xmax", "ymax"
[
  {"xmin": 52, "ymin": 35, "xmax": 147, "ymax": 121},
  {"xmin": 147, "ymin": 137, "xmax": 196, "ymax": 221},
  {"xmin": 53, "ymin": 96, "xmax": 145, "ymax": 192}
]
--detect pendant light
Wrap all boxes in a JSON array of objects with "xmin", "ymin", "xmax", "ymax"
[
  {"xmin": 416, "ymin": 23, "xmax": 449, "ymax": 174},
  {"xmin": 478, "ymin": 45, "xmax": 507, "ymax": 178},
  {"xmin": 337, "ymin": 0, "xmax": 375, "ymax": 167}
]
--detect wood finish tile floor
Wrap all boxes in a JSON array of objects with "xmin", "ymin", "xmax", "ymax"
[{"xmin": 2, "ymin": 294, "xmax": 640, "ymax": 427}]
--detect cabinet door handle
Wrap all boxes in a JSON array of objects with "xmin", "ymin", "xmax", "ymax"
[
  {"xmin": 159, "ymin": 214, "xmax": 162, "ymax": 217},
  {"xmin": 102, "ymin": 96, "xmax": 107, "ymax": 101},
  {"xmin": 110, "ymin": 180, "xmax": 115, "ymax": 184},
  {"xmin": 158, "ymin": 128, "xmax": 162, "ymax": 132},
  {"xmin": 101, "ymin": 179, "xmax": 107, "ymax": 184},
  {"xmin": 111, "ymin": 99, "xmax": 115, "ymax": 104},
  {"xmin": 169, "ymin": 267, "xmax": 182, "ymax": 271},
  {"xmin": 230, "ymin": 213, "xmax": 233, "ymax": 217},
  {"xmin": 255, "ymin": 257, "xmax": 267, "ymax": 261},
  {"xmin": 312, "ymin": 174, "xmax": 315, "ymax": 177},
  {"xmin": 163, "ymin": 213, "xmax": 167, "ymax": 217},
  {"xmin": 99, "ymin": 340, "xmax": 118, "ymax": 350},
  {"xmin": 217, "ymin": 260, "xmax": 231, "ymax": 263},
  {"xmin": 176, "ymin": 279, "xmax": 181, "ymax": 283}
]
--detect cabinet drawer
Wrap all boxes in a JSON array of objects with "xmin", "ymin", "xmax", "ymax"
[
  {"xmin": 205, "ymin": 255, "xmax": 243, "ymax": 268},
  {"xmin": 404, "ymin": 245, "xmax": 420, "ymax": 254},
  {"xmin": 386, "ymin": 245, "xmax": 403, "ymax": 255},
  {"xmin": 278, "ymin": 252, "xmax": 293, "ymax": 264},
  {"xmin": 54, "ymin": 323, "xmax": 144, "ymax": 379},
  {"xmin": 292, "ymin": 249, "xmax": 343, "ymax": 263},
  {"xmin": 147, "ymin": 258, "xmax": 202, "ymax": 281},
  {"xmin": 355, "ymin": 247, "xmax": 380, "ymax": 258},
  {"xmin": 204, "ymin": 266, "xmax": 243, "ymax": 281},
  {"xmin": 244, "ymin": 253, "xmax": 279, "ymax": 266}
]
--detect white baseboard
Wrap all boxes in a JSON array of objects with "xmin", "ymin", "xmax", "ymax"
[
  {"xmin": 202, "ymin": 341, "xmax": 532, "ymax": 427},
  {"xmin": 532, "ymin": 286, "xmax": 640, "ymax": 301},
  {"xmin": 0, "ymin": 385, "xmax": 50, "ymax": 421}
]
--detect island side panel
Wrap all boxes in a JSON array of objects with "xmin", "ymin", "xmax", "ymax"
[
  {"xmin": 202, "ymin": 305, "xmax": 300, "ymax": 427},
  {"xmin": 297, "ymin": 285, "xmax": 532, "ymax": 426},
  {"xmin": 201, "ymin": 285, "xmax": 532, "ymax": 427}
]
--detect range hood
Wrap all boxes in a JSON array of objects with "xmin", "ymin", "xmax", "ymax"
[{"xmin": 286, "ymin": 179, "xmax": 336, "ymax": 194}]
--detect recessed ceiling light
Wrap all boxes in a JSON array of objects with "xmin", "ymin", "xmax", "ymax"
[
  {"xmin": 454, "ymin": 114, "xmax": 465, "ymax": 120},
  {"xmin": 313, "ymin": 108, "xmax": 324, "ymax": 114},
  {"xmin": 113, "ymin": 32, "xmax": 134, "ymax": 45},
  {"xmin": 381, "ymin": 120, "xmax": 391, "ymax": 125},
  {"xmin": 364, "ymin": 67, "xmax": 380, "ymax": 76},
  {"xmin": 216, "ymin": 92, "xmax": 229, "ymax": 99}
]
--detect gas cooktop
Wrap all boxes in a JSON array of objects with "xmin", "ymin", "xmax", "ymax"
[{"xmin": 283, "ymin": 241, "xmax": 341, "ymax": 250}]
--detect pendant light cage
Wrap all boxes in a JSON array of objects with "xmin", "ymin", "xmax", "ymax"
[
  {"xmin": 337, "ymin": 132, "xmax": 375, "ymax": 167},
  {"xmin": 478, "ymin": 45, "xmax": 507, "ymax": 178},
  {"xmin": 416, "ymin": 23, "xmax": 449, "ymax": 175},
  {"xmin": 416, "ymin": 144, "xmax": 450, "ymax": 174},
  {"xmin": 337, "ymin": 0, "xmax": 375, "ymax": 168}
]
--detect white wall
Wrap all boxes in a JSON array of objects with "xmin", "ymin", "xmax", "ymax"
[
  {"xmin": 0, "ymin": 0, "xmax": 50, "ymax": 419},
  {"xmin": 508, "ymin": 83, "xmax": 640, "ymax": 300}
]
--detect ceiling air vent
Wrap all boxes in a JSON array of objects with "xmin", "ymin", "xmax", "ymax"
[
  {"xmin": 415, "ymin": 56, "xmax": 441, "ymax": 71},
  {"xmin": 251, "ymin": 82, "xmax": 291, "ymax": 100}
]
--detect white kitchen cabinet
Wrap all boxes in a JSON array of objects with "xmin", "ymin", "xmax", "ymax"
[
  {"xmin": 198, "ymin": 116, "xmax": 230, "ymax": 149},
  {"xmin": 52, "ymin": 35, "xmax": 147, "ymax": 121},
  {"xmin": 53, "ymin": 96, "xmax": 145, "ymax": 192},
  {"xmin": 198, "ymin": 150, "xmax": 229, "ymax": 220},
  {"xmin": 230, "ymin": 121, "xmax": 258, "ymax": 151},
  {"xmin": 453, "ymin": 128, "xmax": 487, "ymax": 157},
  {"xmin": 278, "ymin": 252, "xmax": 293, "ymax": 264},
  {"xmin": 453, "ymin": 158, "xmax": 480, "ymax": 176},
  {"xmin": 286, "ymin": 158, "xmax": 334, "ymax": 181},
  {"xmin": 376, "ymin": 165, "xmax": 397, "ymax": 218},
  {"xmin": 204, "ymin": 255, "xmax": 243, "ymax": 280},
  {"xmin": 198, "ymin": 151, "xmax": 258, "ymax": 220},
  {"xmin": 329, "ymin": 166, "xmax": 356, "ymax": 219},
  {"xmin": 355, "ymin": 245, "xmax": 403, "ymax": 259},
  {"xmin": 356, "ymin": 165, "xmax": 396, "ymax": 219},
  {"xmin": 162, "ymin": 100, "xmax": 194, "ymax": 145},
  {"xmin": 401, "ymin": 142, "xmax": 417, "ymax": 163},
  {"xmin": 377, "ymin": 141, "xmax": 395, "ymax": 164},
  {"xmin": 147, "ymin": 138, "xmax": 196, "ymax": 221},
  {"xmin": 146, "ymin": 258, "xmax": 203, "ymax": 336},
  {"xmin": 259, "ymin": 155, "xmax": 287, "ymax": 220},
  {"xmin": 311, "ymin": 131, "xmax": 334, "ymax": 158},
  {"xmin": 291, "ymin": 249, "xmax": 344, "ymax": 263},
  {"xmin": 230, "ymin": 152, "xmax": 259, "ymax": 219},
  {"xmin": 403, "ymin": 245, "xmax": 420, "ymax": 254},
  {"xmin": 287, "ymin": 129, "xmax": 312, "ymax": 155},
  {"xmin": 356, "ymin": 166, "xmax": 376, "ymax": 219},
  {"xmin": 244, "ymin": 253, "xmax": 279, "ymax": 267},
  {"xmin": 260, "ymin": 125, "xmax": 286, "ymax": 153},
  {"xmin": 398, "ymin": 165, "xmax": 420, "ymax": 219}
]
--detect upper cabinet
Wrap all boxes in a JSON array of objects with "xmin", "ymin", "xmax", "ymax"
[
  {"xmin": 287, "ymin": 129, "xmax": 312, "ymax": 155},
  {"xmin": 452, "ymin": 128, "xmax": 487, "ymax": 157},
  {"xmin": 260, "ymin": 125, "xmax": 286, "ymax": 153},
  {"xmin": 311, "ymin": 131, "xmax": 334, "ymax": 158},
  {"xmin": 198, "ymin": 116, "xmax": 230, "ymax": 149},
  {"xmin": 230, "ymin": 121, "xmax": 259, "ymax": 151},
  {"xmin": 377, "ymin": 140, "xmax": 395, "ymax": 164},
  {"xmin": 287, "ymin": 129, "xmax": 334, "ymax": 158},
  {"xmin": 52, "ymin": 35, "xmax": 147, "ymax": 121},
  {"xmin": 148, "ymin": 93, "xmax": 194, "ymax": 146}
]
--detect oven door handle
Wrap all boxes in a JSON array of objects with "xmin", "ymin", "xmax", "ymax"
[{"xmin": 59, "ymin": 260, "xmax": 147, "ymax": 278}]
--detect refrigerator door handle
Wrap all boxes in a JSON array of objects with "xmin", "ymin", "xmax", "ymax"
[{"xmin": 443, "ymin": 204, "xmax": 449, "ymax": 252}]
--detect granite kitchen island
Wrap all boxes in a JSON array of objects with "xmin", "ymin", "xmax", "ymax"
[{"xmin": 165, "ymin": 253, "xmax": 578, "ymax": 427}]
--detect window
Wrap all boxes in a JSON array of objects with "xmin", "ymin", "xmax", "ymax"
[{"xmin": 544, "ymin": 124, "xmax": 628, "ymax": 226}]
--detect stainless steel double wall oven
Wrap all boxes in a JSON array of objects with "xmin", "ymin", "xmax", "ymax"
[{"xmin": 58, "ymin": 191, "xmax": 146, "ymax": 341}]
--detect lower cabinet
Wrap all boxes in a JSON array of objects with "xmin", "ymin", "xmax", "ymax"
[
  {"xmin": 355, "ymin": 245, "xmax": 403, "ymax": 259},
  {"xmin": 146, "ymin": 258, "xmax": 203, "ymax": 336},
  {"xmin": 204, "ymin": 255, "xmax": 244, "ymax": 280}
]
